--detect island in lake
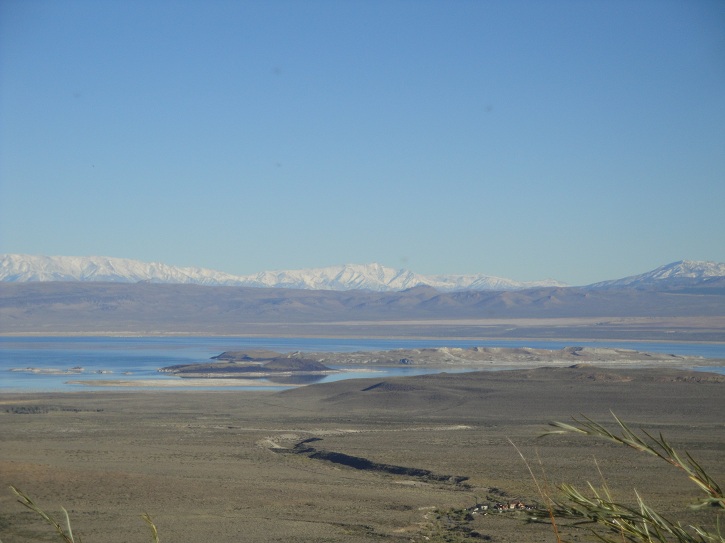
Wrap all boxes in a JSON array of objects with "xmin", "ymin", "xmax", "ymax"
[
  {"xmin": 158, "ymin": 345, "xmax": 724, "ymax": 380},
  {"xmin": 159, "ymin": 349, "xmax": 337, "ymax": 378}
]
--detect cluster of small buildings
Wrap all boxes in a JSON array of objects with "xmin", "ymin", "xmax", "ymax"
[{"xmin": 469, "ymin": 500, "xmax": 534, "ymax": 515}]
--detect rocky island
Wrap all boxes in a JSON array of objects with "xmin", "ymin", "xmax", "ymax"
[
  {"xmin": 296, "ymin": 345, "xmax": 716, "ymax": 368},
  {"xmin": 159, "ymin": 345, "xmax": 724, "ymax": 380},
  {"xmin": 159, "ymin": 349, "xmax": 337, "ymax": 378}
]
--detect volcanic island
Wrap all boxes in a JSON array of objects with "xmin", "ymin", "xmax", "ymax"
[{"xmin": 158, "ymin": 349, "xmax": 338, "ymax": 378}]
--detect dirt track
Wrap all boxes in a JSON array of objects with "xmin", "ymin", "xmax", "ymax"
[{"xmin": 1, "ymin": 366, "xmax": 723, "ymax": 542}]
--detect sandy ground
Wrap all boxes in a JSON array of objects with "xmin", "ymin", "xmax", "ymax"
[{"xmin": 1, "ymin": 365, "xmax": 723, "ymax": 543}]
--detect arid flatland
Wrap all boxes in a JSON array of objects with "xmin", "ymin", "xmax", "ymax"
[{"xmin": 1, "ymin": 363, "xmax": 723, "ymax": 543}]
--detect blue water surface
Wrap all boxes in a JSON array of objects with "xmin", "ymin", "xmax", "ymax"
[{"xmin": 1, "ymin": 336, "xmax": 723, "ymax": 392}]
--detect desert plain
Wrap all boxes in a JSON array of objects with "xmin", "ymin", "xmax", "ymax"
[{"xmin": 1, "ymin": 347, "xmax": 724, "ymax": 543}]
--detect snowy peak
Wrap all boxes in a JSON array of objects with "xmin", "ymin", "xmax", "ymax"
[
  {"xmin": 0, "ymin": 254, "xmax": 565, "ymax": 292},
  {"xmin": 586, "ymin": 260, "xmax": 725, "ymax": 289},
  {"xmin": 4, "ymin": 255, "xmax": 722, "ymax": 292},
  {"xmin": 646, "ymin": 260, "xmax": 725, "ymax": 280},
  {"xmin": 242, "ymin": 263, "xmax": 463, "ymax": 291},
  {"xmin": 242, "ymin": 263, "xmax": 421, "ymax": 290},
  {"xmin": 0, "ymin": 254, "xmax": 247, "ymax": 286}
]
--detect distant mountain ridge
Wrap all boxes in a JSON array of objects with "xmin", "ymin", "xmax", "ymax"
[
  {"xmin": 588, "ymin": 260, "xmax": 725, "ymax": 289},
  {"xmin": 2, "ymin": 257, "xmax": 724, "ymax": 339},
  {"xmin": 0, "ymin": 254, "xmax": 566, "ymax": 292},
  {"xmin": 1, "ymin": 254, "xmax": 723, "ymax": 292}
]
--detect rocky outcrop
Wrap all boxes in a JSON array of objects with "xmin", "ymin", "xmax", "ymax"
[{"xmin": 160, "ymin": 352, "xmax": 334, "ymax": 376}]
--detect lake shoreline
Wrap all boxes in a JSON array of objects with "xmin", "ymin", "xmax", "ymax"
[{"xmin": 3, "ymin": 338, "xmax": 724, "ymax": 393}]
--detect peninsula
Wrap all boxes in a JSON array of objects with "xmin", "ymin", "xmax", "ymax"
[{"xmin": 157, "ymin": 346, "xmax": 724, "ymax": 380}]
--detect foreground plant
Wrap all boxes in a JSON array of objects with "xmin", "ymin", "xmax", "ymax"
[
  {"xmin": 7, "ymin": 485, "xmax": 77, "ymax": 543},
  {"xmin": 3, "ymin": 485, "xmax": 160, "ymax": 543},
  {"xmin": 537, "ymin": 413, "xmax": 724, "ymax": 543}
]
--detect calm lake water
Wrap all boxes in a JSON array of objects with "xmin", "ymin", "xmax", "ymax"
[{"xmin": 1, "ymin": 336, "xmax": 724, "ymax": 392}]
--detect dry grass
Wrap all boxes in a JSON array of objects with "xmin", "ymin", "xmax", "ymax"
[
  {"xmin": 3, "ymin": 486, "xmax": 159, "ymax": 543},
  {"xmin": 530, "ymin": 414, "xmax": 725, "ymax": 543}
]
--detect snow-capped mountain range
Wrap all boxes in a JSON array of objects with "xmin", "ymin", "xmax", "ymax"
[
  {"xmin": 587, "ymin": 260, "xmax": 725, "ymax": 289},
  {"xmin": 1, "ymin": 254, "xmax": 723, "ymax": 292},
  {"xmin": 0, "ymin": 254, "xmax": 565, "ymax": 291}
]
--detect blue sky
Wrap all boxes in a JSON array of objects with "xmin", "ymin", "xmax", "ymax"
[{"xmin": 1, "ymin": 0, "xmax": 723, "ymax": 285}]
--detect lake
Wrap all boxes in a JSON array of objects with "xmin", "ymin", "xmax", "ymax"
[{"xmin": 1, "ymin": 336, "xmax": 724, "ymax": 392}]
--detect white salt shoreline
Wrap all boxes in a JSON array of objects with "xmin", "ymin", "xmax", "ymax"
[
  {"xmin": 66, "ymin": 378, "xmax": 297, "ymax": 387},
  {"xmin": 63, "ymin": 359, "xmax": 725, "ymax": 388}
]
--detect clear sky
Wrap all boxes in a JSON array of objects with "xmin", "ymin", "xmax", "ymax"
[{"xmin": 1, "ymin": 0, "xmax": 723, "ymax": 286}]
